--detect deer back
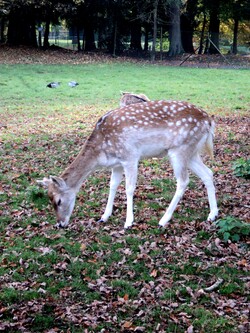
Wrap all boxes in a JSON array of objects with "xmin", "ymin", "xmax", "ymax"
[{"xmin": 90, "ymin": 100, "xmax": 213, "ymax": 164}]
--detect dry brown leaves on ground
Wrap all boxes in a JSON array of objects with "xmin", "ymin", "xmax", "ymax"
[
  {"xmin": 0, "ymin": 48, "xmax": 249, "ymax": 332},
  {"xmin": 0, "ymin": 45, "xmax": 250, "ymax": 68},
  {"xmin": 0, "ymin": 115, "xmax": 249, "ymax": 333}
]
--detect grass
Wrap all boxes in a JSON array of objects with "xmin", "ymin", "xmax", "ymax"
[
  {"xmin": 0, "ymin": 63, "xmax": 249, "ymax": 112},
  {"xmin": 0, "ymin": 62, "xmax": 249, "ymax": 332}
]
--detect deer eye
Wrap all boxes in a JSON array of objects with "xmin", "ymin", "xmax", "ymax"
[{"xmin": 57, "ymin": 199, "xmax": 62, "ymax": 207}]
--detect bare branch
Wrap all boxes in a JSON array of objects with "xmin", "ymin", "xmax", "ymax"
[{"xmin": 204, "ymin": 278, "xmax": 224, "ymax": 292}]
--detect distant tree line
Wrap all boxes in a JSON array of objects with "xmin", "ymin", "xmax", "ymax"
[{"xmin": 0, "ymin": 0, "xmax": 249, "ymax": 56}]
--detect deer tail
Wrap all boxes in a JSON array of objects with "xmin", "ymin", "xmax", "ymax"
[{"xmin": 204, "ymin": 119, "xmax": 215, "ymax": 159}]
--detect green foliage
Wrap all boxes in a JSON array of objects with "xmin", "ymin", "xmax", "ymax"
[
  {"xmin": 32, "ymin": 313, "xmax": 56, "ymax": 332},
  {"xmin": 0, "ymin": 288, "xmax": 20, "ymax": 304},
  {"xmin": 219, "ymin": 282, "xmax": 243, "ymax": 296},
  {"xmin": 216, "ymin": 216, "xmax": 250, "ymax": 242},
  {"xmin": 232, "ymin": 158, "xmax": 250, "ymax": 179}
]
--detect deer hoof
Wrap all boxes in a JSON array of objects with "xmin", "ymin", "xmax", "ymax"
[
  {"xmin": 54, "ymin": 222, "xmax": 66, "ymax": 229},
  {"xmin": 124, "ymin": 223, "xmax": 133, "ymax": 230}
]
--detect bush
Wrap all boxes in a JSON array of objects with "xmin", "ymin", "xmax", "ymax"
[
  {"xmin": 215, "ymin": 216, "xmax": 250, "ymax": 242},
  {"xmin": 232, "ymin": 158, "xmax": 250, "ymax": 179}
]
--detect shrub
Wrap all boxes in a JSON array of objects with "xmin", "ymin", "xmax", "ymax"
[
  {"xmin": 215, "ymin": 216, "xmax": 250, "ymax": 242},
  {"xmin": 232, "ymin": 158, "xmax": 250, "ymax": 179}
]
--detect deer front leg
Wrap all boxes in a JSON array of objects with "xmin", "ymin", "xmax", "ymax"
[{"xmin": 99, "ymin": 166, "xmax": 123, "ymax": 222}]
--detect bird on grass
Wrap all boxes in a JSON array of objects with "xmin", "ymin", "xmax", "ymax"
[
  {"xmin": 47, "ymin": 82, "xmax": 60, "ymax": 88},
  {"xmin": 68, "ymin": 81, "xmax": 79, "ymax": 87}
]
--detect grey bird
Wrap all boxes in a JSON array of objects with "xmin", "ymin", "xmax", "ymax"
[
  {"xmin": 68, "ymin": 81, "xmax": 79, "ymax": 87},
  {"xmin": 47, "ymin": 82, "xmax": 60, "ymax": 88}
]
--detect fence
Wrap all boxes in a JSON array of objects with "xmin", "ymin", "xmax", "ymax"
[{"xmin": 41, "ymin": 29, "xmax": 250, "ymax": 54}]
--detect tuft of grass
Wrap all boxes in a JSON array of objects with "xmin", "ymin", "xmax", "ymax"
[{"xmin": 111, "ymin": 279, "xmax": 139, "ymax": 298}]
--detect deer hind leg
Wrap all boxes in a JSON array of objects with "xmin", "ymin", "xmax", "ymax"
[
  {"xmin": 159, "ymin": 153, "xmax": 189, "ymax": 227},
  {"xmin": 188, "ymin": 154, "xmax": 218, "ymax": 222},
  {"xmin": 100, "ymin": 166, "xmax": 123, "ymax": 222},
  {"xmin": 123, "ymin": 162, "xmax": 139, "ymax": 229}
]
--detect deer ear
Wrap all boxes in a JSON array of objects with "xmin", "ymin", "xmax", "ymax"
[
  {"xmin": 36, "ymin": 177, "xmax": 53, "ymax": 188},
  {"xmin": 120, "ymin": 91, "xmax": 129, "ymax": 96},
  {"xmin": 49, "ymin": 176, "xmax": 67, "ymax": 189}
]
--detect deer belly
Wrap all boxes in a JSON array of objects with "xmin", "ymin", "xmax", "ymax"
[
  {"xmin": 132, "ymin": 130, "xmax": 176, "ymax": 158},
  {"xmin": 139, "ymin": 142, "xmax": 168, "ymax": 158}
]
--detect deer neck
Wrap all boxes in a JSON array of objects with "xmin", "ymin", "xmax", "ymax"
[{"xmin": 60, "ymin": 140, "xmax": 99, "ymax": 192}]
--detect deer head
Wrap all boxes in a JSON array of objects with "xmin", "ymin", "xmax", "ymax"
[
  {"xmin": 37, "ymin": 176, "xmax": 76, "ymax": 228},
  {"xmin": 120, "ymin": 92, "xmax": 150, "ymax": 107}
]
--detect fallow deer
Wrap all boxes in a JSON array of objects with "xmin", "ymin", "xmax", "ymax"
[{"xmin": 37, "ymin": 100, "xmax": 218, "ymax": 229}]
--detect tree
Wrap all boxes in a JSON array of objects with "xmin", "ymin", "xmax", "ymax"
[
  {"xmin": 181, "ymin": 0, "xmax": 199, "ymax": 53},
  {"xmin": 225, "ymin": 0, "xmax": 250, "ymax": 54},
  {"xmin": 168, "ymin": 0, "xmax": 184, "ymax": 56},
  {"xmin": 197, "ymin": 2, "xmax": 207, "ymax": 55},
  {"xmin": 0, "ymin": 3, "xmax": 7, "ymax": 43},
  {"xmin": 0, "ymin": 0, "xmax": 64, "ymax": 47},
  {"xmin": 0, "ymin": 0, "xmax": 249, "ymax": 57},
  {"xmin": 151, "ymin": 0, "xmax": 159, "ymax": 60},
  {"xmin": 6, "ymin": 2, "xmax": 37, "ymax": 46},
  {"xmin": 127, "ymin": 0, "xmax": 142, "ymax": 51},
  {"xmin": 81, "ymin": 0, "xmax": 97, "ymax": 51},
  {"xmin": 105, "ymin": 0, "xmax": 125, "ymax": 55},
  {"xmin": 207, "ymin": 0, "xmax": 220, "ymax": 54}
]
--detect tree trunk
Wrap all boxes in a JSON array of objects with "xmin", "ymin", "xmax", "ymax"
[
  {"xmin": 0, "ymin": 18, "xmax": 6, "ymax": 43},
  {"xmin": 84, "ymin": 23, "xmax": 96, "ymax": 51},
  {"xmin": 181, "ymin": 21, "xmax": 194, "ymax": 53},
  {"xmin": 76, "ymin": 26, "xmax": 81, "ymax": 51},
  {"xmin": 151, "ymin": 0, "xmax": 158, "ymax": 61},
  {"xmin": 168, "ymin": 1, "xmax": 184, "ymax": 57},
  {"xmin": 143, "ymin": 24, "xmax": 149, "ymax": 51},
  {"xmin": 198, "ymin": 12, "xmax": 207, "ymax": 54},
  {"xmin": 43, "ymin": 19, "xmax": 50, "ymax": 49},
  {"xmin": 208, "ymin": 4, "xmax": 220, "ymax": 54},
  {"xmin": 232, "ymin": 17, "xmax": 239, "ymax": 54},
  {"xmin": 113, "ymin": 20, "xmax": 117, "ymax": 56},
  {"xmin": 129, "ymin": 2, "xmax": 142, "ymax": 51},
  {"xmin": 160, "ymin": 26, "xmax": 163, "ymax": 60},
  {"xmin": 7, "ymin": 8, "xmax": 37, "ymax": 47},
  {"xmin": 130, "ymin": 21, "xmax": 142, "ymax": 51},
  {"xmin": 181, "ymin": 0, "xmax": 198, "ymax": 53}
]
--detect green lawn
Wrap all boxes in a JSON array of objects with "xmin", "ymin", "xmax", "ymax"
[
  {"xmin": 0, "ymin": 63, "xmax": 249, "ymax": 332},
  {"xmin": 1, "ymin": 63, "xmax": 249, "ymax": 112},
  {"xmin": 1, "ymin": 63, "xmax": 249, "ymax": 141}
]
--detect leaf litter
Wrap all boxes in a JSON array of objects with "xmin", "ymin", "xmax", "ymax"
[{"xmin": 0, "ymin": 57, "xmax": 249, "ymax": 332}]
